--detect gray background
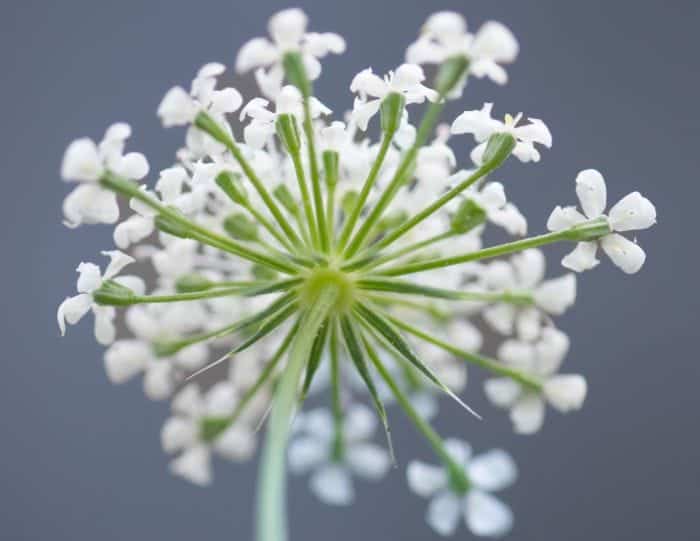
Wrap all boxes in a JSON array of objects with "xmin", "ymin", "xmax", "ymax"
[{"xmin": 1, "ymin": 1, "xmax": 698, "ymax": 539}]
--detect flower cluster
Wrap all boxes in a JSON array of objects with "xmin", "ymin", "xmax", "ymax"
[{"xmin": 57, "ymin": 8, "xmax": 657, "ymax": 540}]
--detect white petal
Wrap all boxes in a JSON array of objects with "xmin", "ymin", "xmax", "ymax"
[
  {"xmin": 173, "ymin": 343, "xmax": 208, "ymax": 371},
  {"xmin": 300, "ymin": 408, "xmax": 334, "ymax": 442},
  {"xmin": 450, "ymin": 103, "xmax": 499, "ymax": 142},
  {"xmin": 447, "ymin": 319, "xmax": 483, "ymax": 351},
  {"xmin": 600, "ymin": 233, "xmax": 646, "ymax": 274},
  {"xmin": 512, "ymin": 141, "xmax": 541, "ymax": 163},
  {"xmin": 161, "ymin": 417, "xmax": 198, "ymax": 453},
  {"xmin": 113, "ymin": 215, "xmax": 154, "ymax": 249},
  {"xmin": 575, "ymin": 169, "xmax": 607, "ymax": 219},
  {"xmin": 63, "ymin": 184, "xmax": 119, "ymax": 227},
  {"xmin": 255, "ymin": 65, "xmax": 285, "ymax": 100},
  {"xmin": 269, "ymin": 8, "xmax": 307, "ymax": 50},
  {"xmin": 288, "ymin": 436, "xmax": 328, "ymax": 474},
  {"xmin": 511, "ymin": 395, "xmax": 545, "ymax": 435},
  {"xmin": 497, "ymin": 340, "xmax": 535, "ymax": 371},
  {"xmin": 346, "ymin": 443, "xmax": 390, "ymax": 480},
  {"xmin": 444, "ymin": 438, "xmax": 471, "ymax": 467},
  {"xmin": 465, "ymin": 490, "xmax": 514, "ymax": 537},
  {"xmin": 236, "ymin": 37, "xmax": 278, "ymax": 72},
  {"xmin": 426, "ymin": 491, "xmax": 461, "ymax": 537},
  {"xmin": 515, "ymin": 307, "xmax": 542, "ymax": 342},
  {"xmin": 561, "ymin": 242, "xmax": 600, "ymax": 272},
  {"xmin": 544, "ymin": 374, "xmax": 587, "ymax": 412},
  {"xmin": 608, "ymin": 191, "xmax": 657, "ymax": 232},
  {"xmin": 92, "ymin": 305, "xmax": 116, "ymax": 345},
  {"xmin": 103, "ymin": 340, "xmax": 149, "ymax": 383},
  {"xmin": 114, "ymin": 152, "xmax": 149, "ymax": 180},
  {"xmin": 471, "ymin": 21, "xmax": 519, "ymax": 63},
  {"xmin": 468, "ymin": 450, "xmax": 517, "ymax": 491},
  {"xmin": 101, "ymin": 250, "xmax": 135, "ymax": 280},
  {"xmin": 350, "ymin": 68, "xmax": 389, "ymax": 99},
  {"xmin": 75, "ymin": 262, "xmax": 102, "ymax": 292},
  {"xmin": 407, "ymin": 460, "xmax": 448, "ymax": 497},
  {"xmin": 210, "ymin": 87, "xmax": 243, "ymax": 114},
  {"xmin": 61, "ymin": 138, "xmax": 102, "ymax": 182},
  {"xmin": 511, "ymin": 249, "xmax": 545, "ymax": 288},
  {"xmin": 157, "ymin": 86, "xmax": 196, "ymax": 127},
  {"xmin": 483, "ymin": 378, "xmax": 521, "ymax": 409},
  {"xmin": 424, "ymin": 11, "xmax": 467, "ymax": 37},
  {"xmin": 244, "ymin": 121, "xmax": 274, "ymax": 149},
  {"xmin": 214, "ymin": 425, "xmax": 256, "ymax": 461},
  {"xmin": 170, "ymin": 445, "xmax": 212, "ymax": 486},
  {"xmin": 304, "ymin": 32, "xmax": 346, "ymax": 56},
  {"xmin": 513, "ymin": 118, "xmax": 552, "ymax": 148},
  {"xmin": 534, "ymin": 274, "xmax": 577, "ymax": 315},
  {"xmin": 351, "ymin": 98, "xmax": 382, "ymax": 131},
  {"xmin": 309, "ymin": 464, "xmax": 354, "ymax": 506},
  {"xmin": 488, "ymin": 203, "xmax": 528, "ymax": 236},
  {"xmin": 57, "ymin": 294, "xmax": 92, "ymax": 335},
  {"xmin": 343, "ymin": 403, "xmax": 376, "ymax": 442},
  {"xmin": 535, "ymin": 327, "xmax": 570, "ymax": 376},
  {"xmin": 546, "ymin": 205, "xmax": 587, "ymax": 232},
  {"xmin": 483, "ymin": 304, "xmax": 516, "ymax": 336},
  {"xmin": 406, "ymin": 37, "xmax": 447, "ymax": 65},
  {"xmin": 204, "ymin": 382, "xmax": 237, "ymax": 416},
  {"xmin": 172, "ymin": 383, "xmax": 204, "ymax": 416}
]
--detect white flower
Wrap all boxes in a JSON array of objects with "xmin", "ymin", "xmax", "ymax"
[
  {"xmin": 61, "ymin": 123, "xmax": 149, "ymax": 227},
  {"xmin": 350, "ymin": 64, "xmax": 439, "ymax": 131},
  {"xmin": 479, "ymin": 249, "xmax": 576, "ymax": 340},
  {"xmin": 547, "ymin": 169, "xmax": 657, "ymax": 274},
  {"xmin": 239, "ymin": 85, "xmax": 331, "ymax": 149},
  {"xmin": 407, "ymin": 439, "xmax": 517, "ymax": 537},
  {"xmin": 157, "ymin": 63, "xmax": 243, "ymax": 127},
  {"xmin": 406, "ymin": 12, "xmax": 518, "ymax": 97},
  {"xmin": 484, "ymin": 327, "xmax": 587, "ymax": 434},
  {"xmin": 57, "ymin": 251, "xmax": 143, "ymax": 345},
  {"xmin": 236, "ymin": 8, "xmax": 345, "ymax": 99},
  {"xmin": 288, "ymin": 404, "xmax": 390, "ymax": 506},
  {"xmin": 451, "ymin": 103, "xmax": 552, "ymax": 164},
  {"xmin": 162, "ymin": 382, "xmax": 258, "ymax": 486}
]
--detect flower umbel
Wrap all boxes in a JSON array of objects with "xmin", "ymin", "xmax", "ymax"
[{"xmin": 57, "ymin": 8, "xmax": 657, "ymax": 541}]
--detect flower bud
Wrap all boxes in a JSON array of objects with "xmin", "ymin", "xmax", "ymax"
[
  {"xmin": 216, "ymin": 171, "xmax": 248, "ymax": 205},
  {"xmin": 175, "ymin": 274, "xmax": 214, "ymax": 293},
  {"xmin": 282, "ymin": 51, "xmax": 312, "ymax": 98},
  {"xmin": 223, "ymin": 213, "xmax": 259, "ymax": 241},
  {"xmin": 451, "ymin": 198, "xmax": 487, "ymax": 234},
  {"xmin": 322, "ymin": 150, "xmax": 339, "ymax": 188},
  {"xmin": 273, "ymin": 184, "xmax": 297, "ymax": 215},
  {"xmin": 481, "ymin": 132, "xmax": 516, "ymax": 167},
  {"xmin": 434, "ymin": 55, "xmax": 470, "ymax": 96},
  {"xmin": 275, "ymin": 114, "xmax": 302, "ymax": 154},
  {"xmin": 380, "ymin": 92, "xmax": 406, "ymax": 135},
  {"xmin": 341, "ymin": 190, "xmax": 360, "ymax": 216},
  {"xmin": 377, "ymin": 209, "xmax": 408, "ymax": 232},
  {"xmin": 92, "ymin": 280, "xmax": 137, "ymax": 306}
]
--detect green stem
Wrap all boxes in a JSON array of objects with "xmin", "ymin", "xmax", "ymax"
[
  {"xmin": 362, "ymin": 163, "xmax": 497, "ymax": 257},
  {"xmin": 343, "ymin": 100, "xmax": 445, "ymax": 258},
  {"xmin": 378, "ymin": 230, "xmax": 573, "ymax": 277},
  {"xmin": 100, "ymin": 172, "xmax": 300, "ymax": 275},
  {"xmin": 303, "ymin": 99, "xmax": 329, "ymax": 252},
  {"xmin": 337, "ymin": 133, "xmax": 393, "ymax": 251},
  {"xmin": 289, "ymin": 145, "xmax": 319, "ymax": 248},
  {"xmin": 256, "ymin": 286, "xmax": 339, "ymax": 541},
  {"xmin": 329, "ymin": 321, "xmax": 344, "ymax": 461},
  {"xmin": 194, "ymin": 112, "xmax": 304, "ymax": 249},
  {"xmin": 344, "ymin": 231, "xmax": 453, "ymax": 272},
  {"xmin": 244, "ymin": 202, "xmax": 295, "ymax": 253},
  {"xmin": 384, "ymin": 313, "xmax": 542, "ymax": 391},
  {"xmin": 362, "ymin": 334, "xmax": 469, "ymax": 490}
]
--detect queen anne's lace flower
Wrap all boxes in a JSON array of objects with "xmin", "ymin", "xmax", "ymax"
[
  {"xmin": 484, "ymin": 327, "xmax": 586, "ymax": 434},
  {"xmin": 57, "ymin": 251, "xmax": 144, "ymax": 345},
  {"xmin": 406, "ymin": 12, "xmax": 518, "ymax": 97},
  {"xmin": 289, "ymin": 404, "xmax": 391, "ymax": 505},
  {"xmin": 407, "ymin": 439, "xmax": 517, "ymax": 537},
  {"xmin": 350, "ymin": 64, "xmax": 439, "ymax": 131},
  {"xmin": 56, "ymin": 7, "xmax": 658, "ymax": 540},
  {"xmin": 547, "ymin": 169, "xmax": 657, "ymax": 273},
  {"xmin": 451, "ymin": 102, "xmax": 552, "ymax": 164},
  {"xmin": 236, "ymin": 8, "xmax": 346, "ymax": 99}
]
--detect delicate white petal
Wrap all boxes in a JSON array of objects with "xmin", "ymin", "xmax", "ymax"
[
  {"xmin": 103, "ymin": 340, "xmax": 149, "ymax": 383},
  {"xmin": 114, "ymin": 152, "xmax": 149, "ymax": 180},
  {"xmin": 57, "ymin": 294, "xmax": 92, "ymax": 335},
  {"xmin": 515, "ymin": 307, "xmax": 542, "ymax": 342},
  {"xmin": 468, "ymin": 450, "xmax": 517, "ymax": 491},
  {"xmin": 444, "ymin": 438, "xmax": 471, "ymax": 467},
  {"xmin": 210, "ymin": 87, "xmax": 243, "ymax": 114},
  {"xmin": 483, "ymin": 304, "xmax": 516, "ymax": 336},
  {"xmin": 157, "ymin": 86, "xmax": 197, "ymax": 127},
  {"xmin": 113, "ymin": 215, "xmax": 154, "ymax": 249},
  {"xmin": 170, "ymin": 445, "xmax": 212, "ymax": 486},
  {"xmin": 63, "ymin": 184, "xmax": 119, "ymax": 227},
  {"xmin": 511, "ymin": 249, "xmax": 545, "ymax": 289},
  {"xmin": 426, "ymin": 491, "xmax": 462, "ymax": 537},
  {"xmin": 561, "ymin": 241, "xmax": 600, "ymax": 272},
  {"xmin": 346, "ymin": 443, "xmax": 390, "ymax": 480},
  {"xmin": 300, "ymin": 408, "xmax": 335, "ymax": 442},
  {"xmin": 546, "ymin": 205, "xmax": 587, "ymax": 232},
  {"xmin": 608, "ymin": 192, "xmax": 657, "ymax": 232},
  {"xmin": 534, "ymin": 274, "xmax": 577, "ymax": 315},
  {"xmin": 512, "ymin": 141, "xmax": 541, "ymax": 163},
  {"xmin": 305, "ymin": 32, "xmax": 346, "ymax": 56},
  {"xmin": 498, "ymin": 340, "xmax": 535, "ymax": 371},
  {"xmin": 309, "ymin": 464, "xmax": 354, "ymax": 506},
  {"xmin": 214, "ymin": 425, "xmax": 256, "ymax": 461},
  {"xmin": 450, "ymin": 103, "xmax": 500, "ymax": 142},
  {"xmin": 600, "ymin": 233, "xmax": 646, "ymax": 274},
  {"xmin": 92, "ymin": 305, "xmax": 116, "ymax": 346},
  {"xmin": 204, "ymin": 381, "xmax": 237, "ymax": 416},
  {"xmin": 483, "ymin": 378, "xmax": 521, "ymax": 409},
  {"xmin": 544, "ymin": 375, "xmax": 587, "ymax": 412},
  {"xmin": 513, "ymin": 118, "xmax": 552, "ymax": 148},
  {"xmin": 61, "ymin": 138, "xmax": 102, "ymax": 182},
  {"xmin": 407, "ymin": 460, "xmax": 448, "ymax": 497},
  {"xmin": 161, "ymin": 417, "xmax": 198, "ymax": 453},
  {"xmin": 471, "ymin": 21, "xmax": 519, "ymax": 63},
  {"xmin": 465, "ymin": 490, "xmax": 514, "ymax": 537},
  {"xmin": 75, "ymin": 262, "xmax": 102, "ymax": 292},
  {"xmin": 447, "ymin": 319, "xmax": 483, "ymax": 351},
  {"xmin": 488, "ymin": 203, "xmax": 528, "ymax": 236},
  {"xmin": 575, "ymin": 169, "xmax": 607, "ymax": 219},
  {"xmin": 101, "ymin": 250, "xmax": 134, "ymax": 280},
  {"xmin": 236, "ymin": 37, "xmax": 278, "ymax": 72},
  {"xmin": 144, "ymin": 363, "xmax": 175, "ymax": 400},
  {"xmin": 535, "ymin": 327, "xmax": 570, "ymax": 376},
  {"xmin": 343, "ymin": 403, "xmax": 376, "ymax": 442},
  {"xmin": 269, "ymin": 8, "xmax": 307, "ymax": 50},
  {"xmin": 511, "ymin": 395, "xmax": 545, "ymax": 435},
  {"xmin": 350, "ymin": 68, "xmax": 389, "ymax": 99},
  {"xmin": 288, "ymin": 436, "xmax": 327, "ymax": 473},
  {"xmin": 172, "ymin": 383, "xmax": 204, "ymax": 416}
]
